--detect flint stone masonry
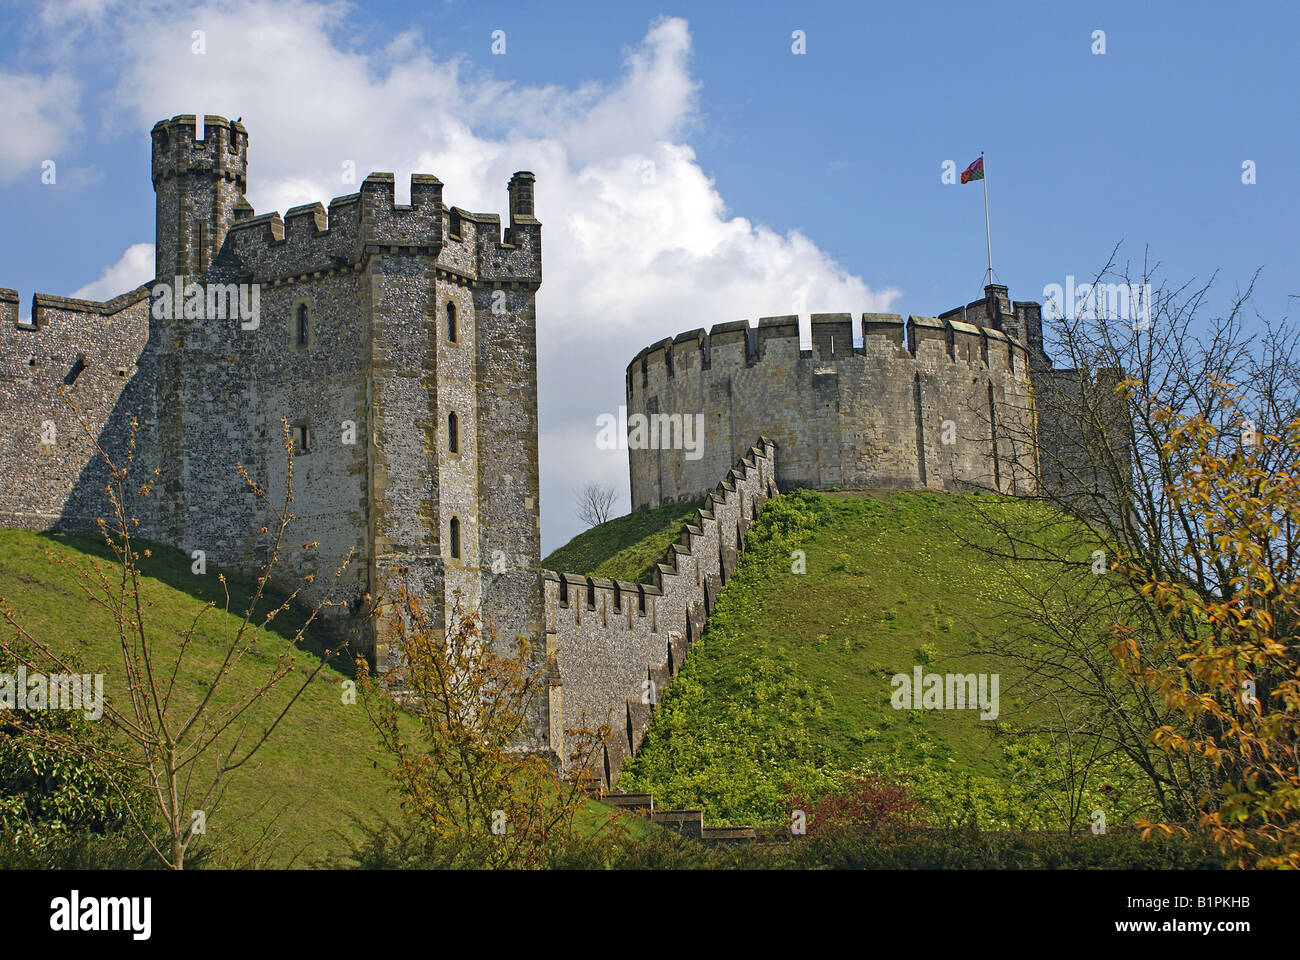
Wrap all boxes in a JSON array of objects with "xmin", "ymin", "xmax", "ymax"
[
  {"xmin": 0, "ymin": 114, "xmax": 776, "ymax": 771},
  {"xmin": 542, "ymin": 438, "xmax": 776, "ymax": 786},
  {"xmin": 0, "ymin": 115, "xmax": 550, "ymax": 747},
  {"xmin": 627, "ymin": 285, "xmax": 1052, "ymax": 508},
  {"xmin": 1, "ymin": 116, "xmax": 1115, "ymax": 782}
]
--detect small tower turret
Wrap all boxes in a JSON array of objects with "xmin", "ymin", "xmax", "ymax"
[{"xmin": 151, "ymin": 115, "xmax": 249, "ymax": 280}]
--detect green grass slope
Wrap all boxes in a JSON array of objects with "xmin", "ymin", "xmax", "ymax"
[
  {"xmin": 575, "ymin": 490, "xmax": 1148, "ymax": 829},
  {"xmin": 542, "ymin": 500, "xmax": 701, "ymax": 584},
  {"xmin": 0, "ymin": 530, "xmax": 633, "ymax": 866},
  {"xmin": 0, "ymin": 529, "xmax": 398, "ymax": 865}
]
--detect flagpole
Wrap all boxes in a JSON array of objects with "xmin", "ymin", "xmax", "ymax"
[{"xmin": 981, "ymin": 151, "xmax": 993, "ymax": 287}]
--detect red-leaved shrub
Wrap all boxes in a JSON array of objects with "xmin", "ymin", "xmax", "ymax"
[{"xmin": 784, "ymin": 775, "xmax": 928, "ymax": 836}]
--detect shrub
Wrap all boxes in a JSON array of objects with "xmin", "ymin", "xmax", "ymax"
[
  {"xmin": 784, "ymin": 774, "xmax": 928, "ymax": 836},
  {"xmin": 783, "ymin": 825, "xmax": 1238, "ymax": 869}
]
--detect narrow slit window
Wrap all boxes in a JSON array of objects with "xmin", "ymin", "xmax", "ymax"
[
  {"xmin": 447, "ymin": 411, "xmax": 459, "ymax": 453},
  {"xmin": 449, "ymin": 517, "xmax": 461, "ymax": 559},
  {"xmin": 446, "ymin": 302, "xmax": 457, "ymax": 342},
  {"xmin": 292, "ymin": 424, "xmax": 310, "ymax": 454},
  {"xmin": 296, "ymin": 304, "xmax": 310, "ymax": 347}
]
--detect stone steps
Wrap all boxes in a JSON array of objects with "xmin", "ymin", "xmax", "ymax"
[
  {"xmin": 601, "ymin": 792, "xmax": 653, "ymax": 813},
  {"xmin": 595, "ymin": 789, "xmax": 767, "ymax": 844},
  {"xmin": 701, "ymin": 825, "xmax": 757, "ymax": 842},
  {"xmin": 651, "ymin": 809, "xmax": 704, "ymax": 839}
]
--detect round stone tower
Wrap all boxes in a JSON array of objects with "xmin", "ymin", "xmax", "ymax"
[{"xmin": 150, "ymin": 115, "xmax": 249, "ymax": 281}]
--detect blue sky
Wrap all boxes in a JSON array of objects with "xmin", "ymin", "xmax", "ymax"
[{"xmin": 1, "ymin": 0, "xmax": 1296, "ymax": 550}]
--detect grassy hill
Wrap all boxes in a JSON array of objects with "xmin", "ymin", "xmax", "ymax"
[
  {"xmin": 542, "ymin": 500, "xmax": 701, "ymax": 583},
  {"xmin": 548, "ymin": 489, "xmax": 1152, "ymax": 830},
  {"xmin": 0, "ymin": 529, "xmax": 632, "ymax": 866},
  {"xmin": 2, "ymin": 488, "xmax": 1149, "ymax": 862}
]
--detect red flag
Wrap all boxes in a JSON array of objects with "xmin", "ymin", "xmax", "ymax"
[{"xmin": 960, "ymin": 157, "xmax": 984, "ymax": 184}]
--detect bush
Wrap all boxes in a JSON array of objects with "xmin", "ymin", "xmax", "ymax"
[
  {"xmin": 783, "ymin": 825, "xmax": 1238, "ymax": 869},
  {"xmin": 0, "ymin": 643, "xmax": 143, "ymax": 844},
  {"xmin": 785, "ymin": 774, "xmax": 928, "ymax": 836},
  {"xmin": 331, "ymin": 814, "xmax": 1238, "ymax": 870},
  {"xmin": 0, "ymin": 827, "xmax": 173, "ymax": 870}
]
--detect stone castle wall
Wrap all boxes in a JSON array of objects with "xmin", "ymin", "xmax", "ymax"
[
  {"xmin": 626, "ymin": 291, "xmax": 1043, "ymax": 509},
  {"xmin": 0, "ymin": 286, "xmax": 152, "ymax": 531},
  {"xmin": 0, "ymin": 117, "xmax": 544, "ymax": 721},
  {"xmin": 542, "ymin": 438, "xmax": 776, "ymax": 784},
  {"xmin": 1, "ymin": 114, "xmax": 1101, "ymax": 779}
]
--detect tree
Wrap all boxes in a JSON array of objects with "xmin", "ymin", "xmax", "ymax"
[
  {"xmin": 1112, "ymin": 386, "xmax": 1300, "ymax": 868},
  {"xmin": 0, "ymin": 396, "xmax": 358, "ymax": 868},
  {"xmin": 356, "ymin": 583, "xmax": 603, "ymax": 868},
  {"xmin": 963, "ymin": 249, "xmax": 1299, "ymax": 825},
  {"xmin": 575, "ymin": 482, "xmax": 617, "ymax": 528}
]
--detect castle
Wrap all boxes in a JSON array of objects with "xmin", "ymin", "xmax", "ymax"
[
  {"xmin": 626, "ymin": 285, "xmax": 1056, "ymax": 509},
  {"xmin": 1, "ymin": 114, "xmax": 549, "ymax": 738},
  {"xmin": 0, "ymin": 116, "xmax": 1085, "ymax": 787}
]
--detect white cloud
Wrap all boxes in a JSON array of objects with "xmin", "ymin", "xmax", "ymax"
[
  {"xmin": 71, "ymin": 242, "xmax": 155, "ymax": 301},
  {"xmin": 56, "ymin": 1, "xmax": 900, "ymax": 551},
  {"xmin": 0, "ymin": 71, "xmax": 80, "ymax": 183},
  {"xmin": 39, "ymin": 0, "xmax": 119, "ymax": 28}
]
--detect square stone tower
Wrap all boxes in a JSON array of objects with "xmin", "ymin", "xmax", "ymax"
[
  {"xmin": 1, "ymin": 117, "xmax": 547, "ymax": 750},
  {"xmin": 156, "ymin": 117, "xmax": 545, "ymax": 680}
]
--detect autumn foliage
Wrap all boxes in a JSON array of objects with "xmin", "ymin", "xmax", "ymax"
[
  {"xmin": 357, "ymin": 585, "xmax": 598, "ymax": 868},
  {"xmin": 1111, "ymin": 384, "xmax": 1300, "ymax": 868}
]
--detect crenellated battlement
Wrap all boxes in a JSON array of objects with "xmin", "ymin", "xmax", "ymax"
[
  {"xmin": 0, "ymin": 285, "xmax": 152, "ymax": 333},
  {"xmin": 625, "ymin": 285, "xmax": 1045, "ymax": 508},
  {"xmin": 151, "ymin": 115, "xmax": 248, "ymax": 191},
  {"xmin": 627, "ymin": 310, "xmax": 1029, "ymax": 396},
  {"xmin": 222, "ymin": 193, "xmax": 364, "ymax": 280},
  {"xmin": 0, "ymin": 285, "xmax": 151, "ymax": 388},
  {"xmin": 543, "ymin": 439, "xmax": 774, "ymax": 597},
  {"xmin": 541, "ymin": 438, "xmax": 777, "ymax": 783},
  {"xmin": 146, "ymin": 113, "xmax": 538, "ymax": 285},
  {"xmin": 2, "ymin": 113, "xmax": 555, "ymax": 763},
  {"xmin": 216, "ymin": 173, "xmax": 540, "ymax": 284},
  {"xmin": 357, "ymin": 172, "xmax": 443, "ymax": 248}
]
